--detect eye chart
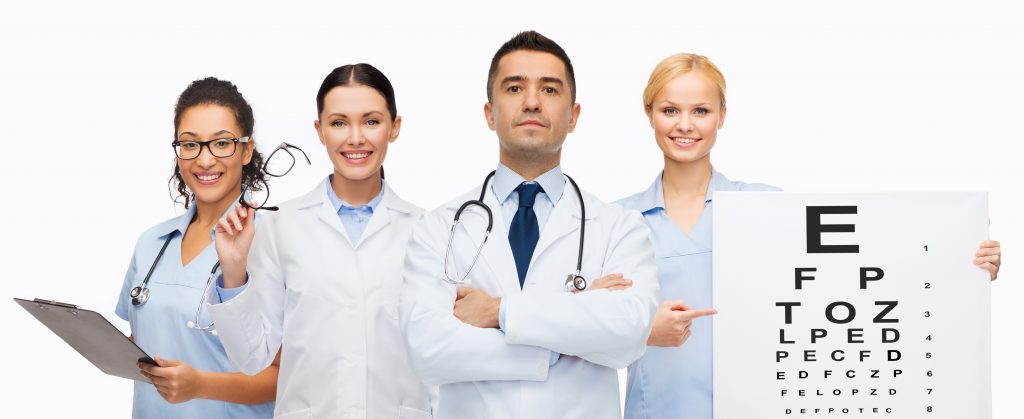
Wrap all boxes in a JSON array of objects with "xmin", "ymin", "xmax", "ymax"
[{"xmin": 712, "ymin": 193, "xmax": 991, "ymax": 418}]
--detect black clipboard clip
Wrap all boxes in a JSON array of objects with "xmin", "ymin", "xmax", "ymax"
[{"xmin": 32, "ymin": 298, "xmax": 80, "ymax": 310}]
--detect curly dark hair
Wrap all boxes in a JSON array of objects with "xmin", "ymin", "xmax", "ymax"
[{"xmin": 169, "ymin": 77, "xmax": 268, "ymax": 209}]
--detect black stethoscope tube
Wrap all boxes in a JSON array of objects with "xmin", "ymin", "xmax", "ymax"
[{"xmin": 129, "ymin": 235, "xmax": 174, "ymax": 306}]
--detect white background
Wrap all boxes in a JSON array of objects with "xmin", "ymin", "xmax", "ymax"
[{"xmin": 1, "ymin": 1, "xmax": 1021, "ymax": 417}]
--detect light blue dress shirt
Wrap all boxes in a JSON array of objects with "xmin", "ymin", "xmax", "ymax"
[
  {"xmin": 616, "ymin": 169, "xmax": 779, "ymax": 419},
  {"xmin": 116, "ymin": 204, "xmax": 274, "ymax": 419},
  {"xmin": 325, "ymin": 174, "xmax": 385, "ymax": 247},
  {"xmin": 490, "ymin": 163, "xmax": 565, "ymax": 234},
  {"xmin": 492, "ymin": 163, "xmax": 565, "ymax": 365}
]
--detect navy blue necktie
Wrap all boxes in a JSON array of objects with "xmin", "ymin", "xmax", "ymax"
[{"xmin": 509, "ymin": 183, "xmax": 543, "ymax": 288}]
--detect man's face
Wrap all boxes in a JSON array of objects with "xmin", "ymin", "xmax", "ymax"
[{"xmin": 484, "ymin": 50, "xmax": 580, "ymax": 161}]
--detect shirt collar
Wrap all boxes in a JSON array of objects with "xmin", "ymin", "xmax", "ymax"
[
  {"xmin": 633, "ymin": 173, "xmax": 666, "ymax": 214},
  {"xmin": 634, "ymin": 167, "xmax": 729, "ymax": 214},
  {"xmin": 165, "ymin": 204, "xmax": 198, "ymax": 237},
  {"xmin": 326, "ymin": 174, "xmax": 385, "ymax": 213},
  {"xmin": 492, "ymin": 163, "xmax": 565, "ymax": 205},
  {"xmin": 706, "ymin": 168, "xmax": 735, "ymax": 203}
]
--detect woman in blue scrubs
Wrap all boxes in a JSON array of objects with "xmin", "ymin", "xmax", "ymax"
[
  {"xmin": 115, "ymin": 77, "xmax": 277, "ymax": 418},
  {"xmin": 616, "ymin": 53, "xmax": 1002, "ymax": 419}
]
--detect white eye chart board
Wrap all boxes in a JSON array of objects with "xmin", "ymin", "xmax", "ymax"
[{"xmin": 712, "ymin": 192, "xmax": 991, "ymax": 418}]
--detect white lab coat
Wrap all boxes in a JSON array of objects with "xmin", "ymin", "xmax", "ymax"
[
  {"xmin": 400, "ymin": 178, "xmax": 659, "ymax": 419},
  {"xmin": 209, "ymin": 179, "xmax": 435, "ymax": 419}
]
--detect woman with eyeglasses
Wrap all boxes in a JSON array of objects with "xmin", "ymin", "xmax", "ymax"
[
  {"xmin": 114, "ymin": 77, "xmax": 278, "ymax": 418},
  {"xmin": 209, "ymin": 64, "xmax": 435, "ymax": 419},
  {"xmin": 615, "ymin": 53, "xmax": 1003, "ymax": 419}
]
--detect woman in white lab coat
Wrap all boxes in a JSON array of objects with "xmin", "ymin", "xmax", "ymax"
[{"xmin": 208, "ymin": 64, "xmax": 434, "ymax": 419}]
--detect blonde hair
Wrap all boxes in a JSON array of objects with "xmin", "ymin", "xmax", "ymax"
[{"xmin": 643, "ymin": 53, "xmax": 727, "ymax": 112}]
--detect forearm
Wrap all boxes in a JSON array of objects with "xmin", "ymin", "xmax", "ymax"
[
  {"xmin": 196, "ymin": 365, "xmax": 278, "ymax": 404},
  {"xmin": 208, "ymin": 283, "xmax": 282, "ymax": 375},
  {"xmin": 503, "ymin": 289, "xmax": 656, "ymax": 368},
  {"xmin": 402, "ymin": 298, "xmax": 552, "ymax": 385},
  {"xmin": 197, "ymin": 349, "xmax": 280, "ymax": 404},
  {"xmin": 208, "ymin": 227, "xmax": 285, "ymax": 375}
]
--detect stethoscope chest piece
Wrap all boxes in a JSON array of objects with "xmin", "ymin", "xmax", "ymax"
[
  {"xmin": 565, "ymin": 274, "xmax": 587, "ymax": 293},
  {"xmin": 130, "ymin": 286, "xmax": 150, "ymax": 306},
  {"xmin": 129, "ymin": 233, "xmax": 174, "ymax": 307}
]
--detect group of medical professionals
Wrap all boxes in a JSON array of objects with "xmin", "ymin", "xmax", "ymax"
[{"xmin": 115, "ymin": 31, "xmax": 1003, "ymax": 419}]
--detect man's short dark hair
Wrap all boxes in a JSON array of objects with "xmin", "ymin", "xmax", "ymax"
[{"xmin": 487, "ymin": 30, "xmax": 576, "ymax": 103}]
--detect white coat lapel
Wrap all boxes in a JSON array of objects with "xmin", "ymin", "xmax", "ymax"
[
  {"xmin": 531, "ymin": 183, "xmax": 582, "ymax": 262},
  {"xmin": 359, "ymin": 182, "xmax": 400, "ymax": 246},
  {"xmin": 309, "ymin": 179, "xmax": 351, "ymax": 242},
  {"xmin": 454, "ymin": 187, "xmax": 519, "ymax": 296}
]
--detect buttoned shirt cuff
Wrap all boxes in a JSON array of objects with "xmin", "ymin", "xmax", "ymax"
[
  {"xmin": 215, "ymin": 273, "xmax": 249, "ymax": 303},
  {"xmin": 498, "ymin": 298, "xmax": 507, "ymax": 330}
]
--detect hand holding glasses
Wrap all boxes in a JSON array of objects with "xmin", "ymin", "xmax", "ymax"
[
  {"xmin": 238, "ymin": 142, "xmax": 312, "ymax": 211},
  {"xmin": 187, "ymin": 141, "xmax": 310, "ymax": 334}
]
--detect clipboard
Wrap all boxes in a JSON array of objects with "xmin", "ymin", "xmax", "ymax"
[{"xmin": 14, "ymin": 297, "xmax": 156, "ymax": 382}]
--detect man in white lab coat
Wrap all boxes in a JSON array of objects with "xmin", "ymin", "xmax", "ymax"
[{"xmin": 400, "ymin": 31, "xmax": 660, "ymax": 419}]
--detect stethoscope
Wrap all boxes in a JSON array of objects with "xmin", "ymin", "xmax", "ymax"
[
  {"xmin": 129, "ymin": 235, "xmax": 173, "ymax": 307},
  {"xmin": 441, "ymin": 170, "xmax": 588, "ymax": 292},
  {"xmin": 129, "ymin": 234, "xmax": 221, "ymax": 335}
]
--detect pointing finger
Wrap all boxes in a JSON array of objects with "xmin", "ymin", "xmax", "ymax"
[{"xmin": 679, "ymin": 308, "xmax": 718, "ymax": 320}]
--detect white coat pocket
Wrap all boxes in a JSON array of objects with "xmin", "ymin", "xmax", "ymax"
[
  {"xmin": 274, "ymin": 407, "xmax": 311, "ymax": 419},
  {"xmin": 398, "ymin": 405, "xmax": 432, "ymax": 419}
]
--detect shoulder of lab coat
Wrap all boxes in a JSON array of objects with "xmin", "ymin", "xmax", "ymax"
[{"xmin": 502, "ymin": 188, "xmax": 660, "ymax": 368}]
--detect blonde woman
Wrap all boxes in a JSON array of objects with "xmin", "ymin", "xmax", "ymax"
[{"xmin": 615, "ymin": 53, "xmax": 1002, "ymax": 419}]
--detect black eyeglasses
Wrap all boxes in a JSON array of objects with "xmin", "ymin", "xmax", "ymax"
[
  {"xmin": 240, "ymin": 142, "xmax": 312, "ymax": 211},
  {"xmin": 172, "ymin": 137, "xmax": 250, "ymax": 160}
]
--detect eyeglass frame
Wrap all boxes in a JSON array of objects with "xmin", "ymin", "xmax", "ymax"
[
  {"xmin": 171, "ymin": 137, "xmax": 250, "ymax": 160},
  {"xmin": 238, "ymin": 142, "xmax": 312, "ymax": 212}
]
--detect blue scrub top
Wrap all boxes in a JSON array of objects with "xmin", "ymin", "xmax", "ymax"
[
  {"xmin": 616, "ymin": 169, "xmax": 779, "ymax": 419},
  {"xmin": 116, "ymin": 205, "xmax": 273, "ymax": 419}
]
